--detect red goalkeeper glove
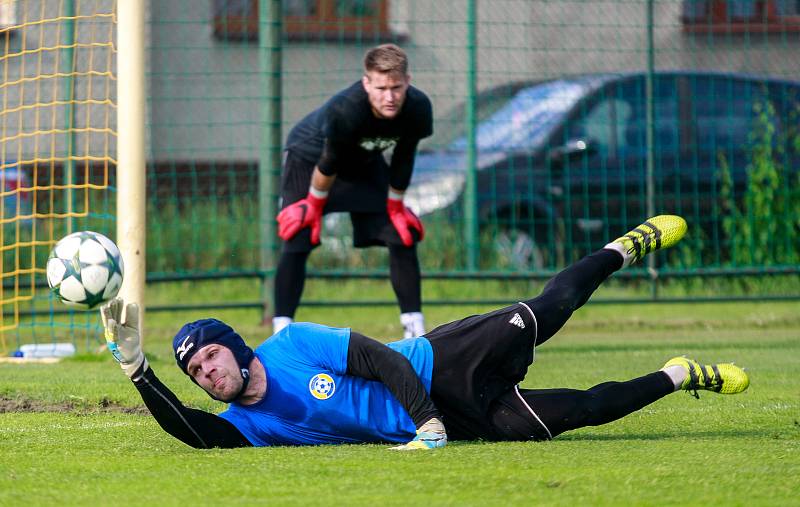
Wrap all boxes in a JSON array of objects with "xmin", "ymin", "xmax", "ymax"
[
  {"xmin": 277, "ymin": 192, "xmax": 327, "ymax": 244},
  {"xmin": 387, "ymin": 196, "xmax": 424, "ymax": 247}
]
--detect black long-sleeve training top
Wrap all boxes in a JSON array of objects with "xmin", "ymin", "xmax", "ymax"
[{"xmin": 131, "ymin": 331, "xmax": 439, "ymax": 448}]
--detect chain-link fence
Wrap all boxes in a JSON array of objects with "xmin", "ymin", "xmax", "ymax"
[
  {"xmin": 1, "ymin": 0, "xmax": 798, "ymax": 345},
  {"xmin": 146, "ymin": 1, "xmax": 799, "ymax": 300}
]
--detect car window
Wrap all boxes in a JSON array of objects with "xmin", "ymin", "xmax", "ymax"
[
  {"xmin": 448, "ymin": 80, "xmax": 589, "ymax": 152},
  {"xmin": 690, "ymin": 76, "xmax": 770, "ymax": 150},
  {"xmin": 566, "ymin": 94, "xmax": 633, "ymax": 158},
  {"xmin": 614, "ymin": 77, "xmax": 680, "ymax": 156},
  {"xmin": 653, "ymin": 78, "xmax": 681, "ymax": 153},
  {"xmin": 427, "ymin": 83, "xmax": 529, "ymax": 149}
]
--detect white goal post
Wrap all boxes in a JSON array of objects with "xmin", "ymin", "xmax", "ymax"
[{"xmin": 116, "ymin": 0, "xmax": 146, "ymax": 336}]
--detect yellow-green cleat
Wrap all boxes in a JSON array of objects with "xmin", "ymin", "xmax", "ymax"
[
  {"xmin": 663, "ymin": 356, "xmax": 750, "ymax": 398},
  {"xmin": 612, "ymin": 215, "xmax": 688, "ymax": 265}
]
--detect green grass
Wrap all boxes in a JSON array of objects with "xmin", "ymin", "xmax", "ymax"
[{"xmin": 1, "ymin": 285, "xmax": 799, "ymax": 506}]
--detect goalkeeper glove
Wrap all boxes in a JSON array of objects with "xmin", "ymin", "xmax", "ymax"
[
  {"xmin": 389, "ymin": 417, "xmax": 447, "ymax": 451},
  {"xmin": 387, "ymin": 196, "xmax": 424, "ymax": 247},
  {"xmin": 276, "ymin": 192, "xmax": 327, "ymax": 245},
  {"xmin": 101, "ymin": 297, "xmax": 148, "ymax": 379}
]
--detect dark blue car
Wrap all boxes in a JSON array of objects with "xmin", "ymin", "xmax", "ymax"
[{"xmin": 406, "ymin": 71, "xmax": 800, "ymax": 268}]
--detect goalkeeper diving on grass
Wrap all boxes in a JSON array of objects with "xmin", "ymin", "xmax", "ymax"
[{"xmin": 102, "ymin": 215, "xmax": 750, "ymax": 450}]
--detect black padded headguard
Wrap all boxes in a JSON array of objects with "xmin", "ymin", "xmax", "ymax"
[{"xmin": 173, "ymin": 318, "xmax": 254, "ymax": 401}]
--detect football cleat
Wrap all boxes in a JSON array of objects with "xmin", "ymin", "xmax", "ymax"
[
  {"xmin": 663, "ymin": 356, "xmax": 750, "ymax": 398},
  {"xmin": 612, "ymin": 215, "xmax": 687, "ymax": 265}
]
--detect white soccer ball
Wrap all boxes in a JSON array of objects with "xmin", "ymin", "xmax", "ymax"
[{"xmin": 46, "ymin": 231, "xmax": 124, "ymax": 310}]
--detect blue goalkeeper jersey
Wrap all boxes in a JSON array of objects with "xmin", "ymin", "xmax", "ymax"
[{"xmin": 218, "ymin": 322, "xmax": 434, "ymax": 446}]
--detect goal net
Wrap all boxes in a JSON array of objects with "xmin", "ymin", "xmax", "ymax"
[{"xmin": 0, "ymin": 0, "xmax": 116, "ymax": 353}]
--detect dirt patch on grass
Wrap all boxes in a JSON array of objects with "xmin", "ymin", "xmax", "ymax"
[{"xmin": 0, "ymin": 395, "xmax": 150, "ymax": 415}]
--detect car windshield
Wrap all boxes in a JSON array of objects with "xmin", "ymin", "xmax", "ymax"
[{"xmin": 445, "ymin": 80, "xmax": 588, "ymax": 152}]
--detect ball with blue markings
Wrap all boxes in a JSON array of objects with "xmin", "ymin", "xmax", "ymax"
[{"xmin": 46, "ymin": 231, "xmax": 124, "ymax": 310}]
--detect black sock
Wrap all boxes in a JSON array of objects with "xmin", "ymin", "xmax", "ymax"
[
  {"xmin": 274, "ymin": 250, "xmax": 310, "ymax": 318},
  {"xmin": 388, "ymin": 244, "xmax": 422, "ymax": 313}
]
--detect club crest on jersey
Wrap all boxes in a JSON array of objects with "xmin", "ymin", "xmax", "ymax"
[{"xmin": 309, "ymin": 373, "xmax": 336, "ymax": 400}]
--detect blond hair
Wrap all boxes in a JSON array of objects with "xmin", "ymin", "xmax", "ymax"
[{"xmin": 363, "ymin": 44, "xmax": 408, "ymax": 76}]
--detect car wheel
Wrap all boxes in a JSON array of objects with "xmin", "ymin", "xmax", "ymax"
[{"xmin": 494, "ymin": 228, "xmax": 545, "ymax": 270}]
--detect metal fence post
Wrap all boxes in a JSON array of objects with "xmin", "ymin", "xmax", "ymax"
[
  {"xmin": 464, "ymin": 0, "xmax": 479, "ymax": 271},
  {"xmin": 645, "ymin": 0, "xmax": 658, "ymax": 299},
  {"xmin": 259, "ymin": 0, "xmax": 282, "ymax": 324}
]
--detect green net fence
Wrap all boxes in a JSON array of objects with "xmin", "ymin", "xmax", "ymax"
[
  {"xmin": 2, "ymin": 0, "xmax": 799, "ymax": 351},
  {"xmin": 147, "ymin": 0, "xmax": 799, "ymax": 287}
]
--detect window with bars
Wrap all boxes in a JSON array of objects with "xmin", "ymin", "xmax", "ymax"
[
  {"xmin": 681, "ymin": 0, "xmax": 800, "ymax": 33},
  {"xmin": 212, "ymin": 0, "xmax": 392, "ymax": 41}
]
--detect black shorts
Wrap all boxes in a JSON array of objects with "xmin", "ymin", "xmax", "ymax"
[
  {"xmin": 427, "ymin": 302, "xmax": 543, "ymax": 441},
  {"xmin": 281, "ymin": 211, "xmax": 421, "ymax": 253},
  {"xmin": 280, "ymin": 151, "xmax": 421, "ymax": 253},
  {"xmin": 488, "ymin": 386, "xmax": 553, "ymax": 442}
]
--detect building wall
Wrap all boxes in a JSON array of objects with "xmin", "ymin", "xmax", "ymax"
[
  {"xmin": 0, "ymin": 0, "xmax": 117, "ymax": 164},
  {"xmin": 2, "ymin": 1, "xmax": 797, "ymax": 162}
]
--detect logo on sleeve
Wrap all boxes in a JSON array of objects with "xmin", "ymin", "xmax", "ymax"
[{"xmin": 309, "ymin": 373, "xmax": 336, "ymax": 400}]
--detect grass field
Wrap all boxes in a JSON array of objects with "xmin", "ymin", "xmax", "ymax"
[{"xmin": 1, "ymin": 281, "xmax": 799, "ymax": 506}]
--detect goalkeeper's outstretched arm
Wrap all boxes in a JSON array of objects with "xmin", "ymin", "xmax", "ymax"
[
  {"xmin": 101, "ymin": 298, "xmax": 252, "ymax": 449},
  {"xmin": 132, "ymin": 364, "xmax": 251, "ymax": 449}
]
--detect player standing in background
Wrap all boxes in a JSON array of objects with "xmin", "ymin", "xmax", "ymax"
[{"xmin": 274, "ymin": 43, "xmax": 432, "ymax": 338}]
